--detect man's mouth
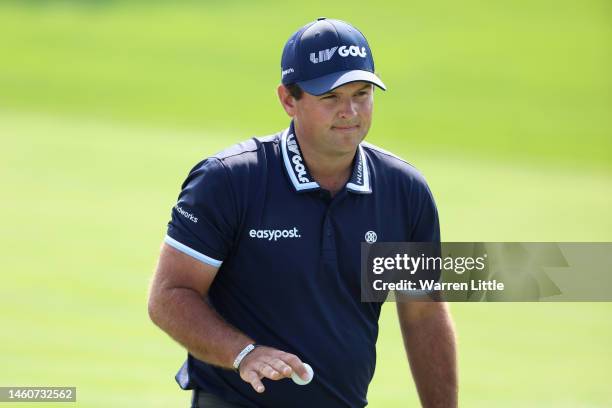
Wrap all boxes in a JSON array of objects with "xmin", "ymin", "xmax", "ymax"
[{"xmin": 332, "ymin": 124, "xmax": 360, "ymax": 131}]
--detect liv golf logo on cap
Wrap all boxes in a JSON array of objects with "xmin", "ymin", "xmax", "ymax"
[
  {"xmin": 309, "ymin": 45, "xmax": 367, "ymax": 64},
  {"xmin": 280, "ymin": 17, "xmax": 386, "ymax": 96}
]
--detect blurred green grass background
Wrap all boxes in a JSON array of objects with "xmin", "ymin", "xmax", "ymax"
[{"xmin": 0, "ymin": 1, "xmax": 611, "ymax": 407}]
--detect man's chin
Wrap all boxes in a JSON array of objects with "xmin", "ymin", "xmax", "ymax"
[{"xmin": 330, "ymin": 138, "xmax": 364, "ymax": 156}]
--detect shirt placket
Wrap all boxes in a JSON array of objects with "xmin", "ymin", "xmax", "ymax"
[{"xmin": 320, "ymin": 190, "xmax": 348, "ymax": 266}]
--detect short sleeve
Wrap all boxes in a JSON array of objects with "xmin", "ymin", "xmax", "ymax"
[
  {"xmin": 165, "ymin": 158, "xmax": 237, "ymax": 267},
  {"xmin": 409, "ymin": 179, "xmax": 440, "ymax": 243},
  {"xmin": 399, "ymin": 177, "xmax": 441, "ymax": 299}
]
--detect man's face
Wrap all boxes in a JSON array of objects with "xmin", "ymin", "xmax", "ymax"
[{"xmin": 281, "ymin": 81, "xmax": 374, "ymax": 157}]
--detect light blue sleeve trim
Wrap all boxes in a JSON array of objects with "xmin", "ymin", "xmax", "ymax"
[{"xmin": 164, "ymin": 235, "xmax": 223, "ymax": 268}]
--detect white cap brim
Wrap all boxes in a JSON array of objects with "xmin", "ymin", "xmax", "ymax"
[{"xmin": 297, "ymin": 70, "xmax": 386, "ymax": 96}]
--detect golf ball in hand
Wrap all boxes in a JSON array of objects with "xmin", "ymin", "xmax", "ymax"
[{"xmin": 291, "ymin": 363, "xmax": 314, "ymax": 385}]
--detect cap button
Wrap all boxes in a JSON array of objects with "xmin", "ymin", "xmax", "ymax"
[{"xmin": 317, "ymin": 16, "xmax": 327, "ymax": 21}]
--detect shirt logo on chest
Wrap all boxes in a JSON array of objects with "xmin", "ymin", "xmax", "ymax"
[
  {"xmin": 365, "ymin": 231, "xmax": 377, "ymax": 243},
  {"xmin": 249, "ymin": 228, "xmax": 302, "ymax": 241}
]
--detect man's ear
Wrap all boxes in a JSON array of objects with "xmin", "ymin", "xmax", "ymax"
[{"xmin": 277, "ymin": 84, "xmax": 297, "ymax": 117}]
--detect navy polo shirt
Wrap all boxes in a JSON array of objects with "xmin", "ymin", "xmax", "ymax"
[{"xmin": 165, "ymin": 121, "xmax": 440, "ymax": 408}]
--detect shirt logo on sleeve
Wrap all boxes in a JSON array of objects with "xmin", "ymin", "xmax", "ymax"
[
  {"xmin": 175, "ymin": 205, "xmax": 198, "ymax": 223},
  {"xmin": 249, "ymin": 228, "xmax": 301, "ymax": 241}
]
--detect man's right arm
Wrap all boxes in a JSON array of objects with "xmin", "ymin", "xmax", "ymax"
[
  {"xmin": 148, "ymin": 243, "xmax": 252, "ymax": 368},
  {"xmin": 147, "ymin": 243, "xmax": 309, "ymax": 393}
]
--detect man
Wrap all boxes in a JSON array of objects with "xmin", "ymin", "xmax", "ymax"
[{"xmin": 148, "ymin": 17, "xmax": 457, "ymax": 408}]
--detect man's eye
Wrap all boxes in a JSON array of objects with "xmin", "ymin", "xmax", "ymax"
[{"xmin": 322, "ymin": 95, "xmax": 336, "ymax": 99}]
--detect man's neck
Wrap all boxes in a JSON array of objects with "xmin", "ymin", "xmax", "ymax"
[{"xmin": 295, "ymin": 134, "xmax": 356, "ymax": 197}]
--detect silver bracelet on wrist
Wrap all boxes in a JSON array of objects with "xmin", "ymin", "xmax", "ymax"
[{"xmin": 233, "ymin": 343, "xmax": 257, "ymax": 370}]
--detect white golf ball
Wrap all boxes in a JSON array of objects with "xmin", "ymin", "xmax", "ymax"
[{"xmin": 291, "ymin": 363, "xmax": 314, "ymax": 385}]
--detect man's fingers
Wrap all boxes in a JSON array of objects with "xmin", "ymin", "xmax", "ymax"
[
  {"xmin": 238, "ymin": 347, "xmax": 310, "ymax": 391},
  {"xmin": 268, "ymin": 358, "xmax": 293, "ymax": 377},
  {"xmin": 244, "ymin": 370, "xmax": 265, "ymax": 393},
  {"xmin": 281, "ymin": 353, "xmax": 308, "ymax": 379},
  {"xmin": 259, "ymin": 364, "xmax": 281, "ymax": 380}
]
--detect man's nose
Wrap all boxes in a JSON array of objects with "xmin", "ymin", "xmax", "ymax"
[{"xmin": 338, "ymin": 98, "xmax": 358, "ymax": 119}]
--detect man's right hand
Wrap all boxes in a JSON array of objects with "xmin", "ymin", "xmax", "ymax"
[
  {"xmin": 150, "ymin": 245, "xmax": 311, "ymax": 394},
  {"xmin": 238, "ymin": 346, "xmax": 310, "ymax": 393}
]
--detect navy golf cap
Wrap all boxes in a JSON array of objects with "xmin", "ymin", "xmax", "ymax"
[{"xmin": 281, "ymin": 17, "xmax": 386, "ymax": 95}]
